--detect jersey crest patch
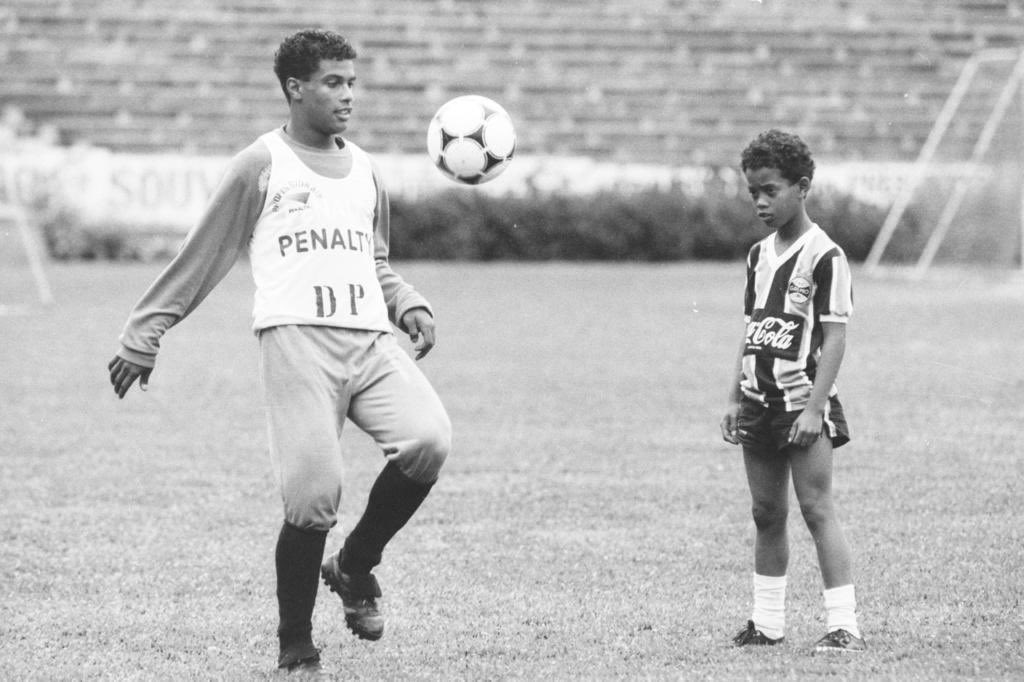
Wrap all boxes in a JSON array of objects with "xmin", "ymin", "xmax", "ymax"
[
  {"xmin": 787, "ymin": 275, "xmax": 812, "ymax": 304},
  {"xmin": 269, "ymin": 179, "xmax": 321, "ymax": 214},
  {"xmin": 745, "ymin": 310, "xmax": 804, "ymax": 361}
]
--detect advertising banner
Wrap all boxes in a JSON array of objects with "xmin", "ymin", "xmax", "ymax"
[{"xmin": 0, "ymin": 141, "xmax": 941, "ymax": 233}]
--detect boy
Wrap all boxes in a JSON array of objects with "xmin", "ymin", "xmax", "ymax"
[
  {"xmin": 719, "ymin": 129, "xmax": 865, "ymax": 652},
  {"xmin": 107, "ymin": 29, "xmax": 451, "ymax": 673}
]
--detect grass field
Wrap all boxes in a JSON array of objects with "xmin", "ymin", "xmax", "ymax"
[{"xmin": 1, "ymin": 260, "xmax": 1022, "ymax": 680}]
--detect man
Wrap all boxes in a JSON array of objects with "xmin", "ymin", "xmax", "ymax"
[{"xmin": 108, "ymin": 29, "xmax": 451, "ymax": 673}]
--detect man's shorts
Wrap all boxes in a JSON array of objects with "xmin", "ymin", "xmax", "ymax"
[{"xmin": 737, "ymin": 395, "xmax": 850, "ymax": 452}]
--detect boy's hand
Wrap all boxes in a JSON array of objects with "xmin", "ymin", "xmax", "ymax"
[
  {"xmin": 402, "ymin": 307, "xmax": 436, "ymax": 360},
  {"xmin": 108, "ymin": 355, "xmax": 152, "ymax": 399},
  {"xmin": 788, "ymin": 407, "xmax": 824, "ymax": 448},
  {"xmin": 720, "ymin": 402, "xmax": 741, "ymax": 445}
]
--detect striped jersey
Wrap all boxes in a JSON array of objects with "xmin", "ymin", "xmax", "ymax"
[{"xmin": 740, "ymin": 224, "xmax": 853, "ymax": 410}]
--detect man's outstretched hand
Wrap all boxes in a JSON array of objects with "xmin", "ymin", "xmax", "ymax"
[{"xmin": 108, "ymin": 355, "xmax": 152, "ymax": 399}]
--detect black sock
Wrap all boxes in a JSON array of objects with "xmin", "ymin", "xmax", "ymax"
[
  {"xmin": 275, "ymin": 522, "xmax": 328, "ymax": 648},
  {"xmin": 340, "ymin": 462, "xmax": 433, "ymax": 574}
]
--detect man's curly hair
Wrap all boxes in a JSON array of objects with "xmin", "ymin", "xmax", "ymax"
[
  {"xmin": 740, "ymin": 129, "xmax": 815, "ymax": 184},
  {"xmin": 273, "ymin": 29, "xmax": 358, "ymax": 101}
]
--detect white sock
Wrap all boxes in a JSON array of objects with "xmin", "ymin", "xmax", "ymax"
[
  {"xmin": 823, "ymin": 584, "xmax": 861, "ymax": 638},
  {"xmin": 752, "ymin": 573, "xmax": 787, "ymax": 639}
]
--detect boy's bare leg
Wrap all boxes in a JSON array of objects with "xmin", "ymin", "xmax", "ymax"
[
  {"xmin": 789, "ymin": 438, "xmax": 852, "ymax": 589},
  {"xmin": 742, "ymin": 445, "xmax": 791, "ymax": 577}
]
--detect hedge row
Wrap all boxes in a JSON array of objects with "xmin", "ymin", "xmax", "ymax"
[
  {"xmin": 390, "ymin": 185, "xmax": 890, "ymax": 262},
  {"xmin": 42, "ymin": 185, "xmax": 900, "ymax": 262}
]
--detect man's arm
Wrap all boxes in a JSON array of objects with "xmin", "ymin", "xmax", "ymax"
[
  {"xmin": 369, "ymin": 160, "xmax": 436, "ymax": 358},
  {"xmin": 109, "ymin": 143, "xmax": 269, "ymax": 397}
]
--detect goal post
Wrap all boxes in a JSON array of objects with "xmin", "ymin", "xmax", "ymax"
[
  {"xmin": 0, "ymin": 204, "xmax": 55, "ymax": 313},
  {"xmin": 864, "ymin": 48, "xmax": 1024, "ymax": 278}
]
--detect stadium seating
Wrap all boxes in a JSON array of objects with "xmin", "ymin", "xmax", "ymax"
[{"xmin": 2, "ymin": 0, "xmax": 1022, "ymax": 163}]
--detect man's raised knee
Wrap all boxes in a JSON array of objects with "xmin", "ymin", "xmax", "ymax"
[
  {"xmin": 396, "ymin": 418, "xmax": 451, "ymax": 485},
  {"xmin": 417, "ymin": 423, "xmax": 451, "ymax": 483}
]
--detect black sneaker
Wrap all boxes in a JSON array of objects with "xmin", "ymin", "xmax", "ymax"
[
  {"xmin": 320, "ymin": 551, "xmax": 385, "ymax": 641},
  {"xmin": 814, "ymin": 628, "xmax": 867, "ymax": 652},
  {"xmin": 732, "ymin": 620, "xmax": 784, "ymax": 647},
  {"xmin": 278, "ymin": 640, "xmax": 322, "ymax": 674}
]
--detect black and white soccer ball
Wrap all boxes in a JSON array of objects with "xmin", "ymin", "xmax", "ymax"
[{"xmin": 426, "ymin": 95, "xmax": 516, "ymax": 185}]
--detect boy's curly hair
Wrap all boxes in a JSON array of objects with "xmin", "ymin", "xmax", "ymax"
[
  {"xmin": 740, "ymin": 129, "xmax": 815, "ymax": 184},
  {"xmin": 273, "ymin": 29, "xmax": 358, "ymax": 101}
]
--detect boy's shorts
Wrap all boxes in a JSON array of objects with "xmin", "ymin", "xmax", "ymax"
[{"xmin": 737, "ymin": 395, "xmax": 850, "ymax": 451}]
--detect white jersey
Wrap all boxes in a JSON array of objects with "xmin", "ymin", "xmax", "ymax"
[
  {"xmin": 249, "ymin": 132, "xmax": 391, "ymax": 333},
  {"xmin": 740, "ymin": 224, "xmax": 853, "ymax": 410}
]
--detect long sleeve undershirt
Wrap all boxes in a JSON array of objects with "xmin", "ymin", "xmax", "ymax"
[{"xmin": 117, "ymin": 128, "xmax": 431, "ymax": 368}]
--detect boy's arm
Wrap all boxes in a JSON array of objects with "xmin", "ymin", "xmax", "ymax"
[
  {"xmin": 788, "ymin": 246, "xmax": 853, "ymax": 446},
  {"xmin": 722, "ymin": 248, "xmax": 758, "ymax": 445},
  {"xmin": 110, "ymin": 143, "xmax": 268, "ymax": 396},
  {"xmin": 787, "ymin": 321, "xmax": 847, "ymax": 447},
  {"xmin": 720, "ymin": 335, "xmax": 748, "ymax": 444}
]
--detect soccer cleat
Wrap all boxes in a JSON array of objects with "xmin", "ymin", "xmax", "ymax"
[
  {"xmin": 320, "ymin": 551, "xmax": 385, "ymax": 641},
  {"xmin": 277, "ymin": 640, "xmax": 322, "ymax": 674},
  {"xmin": 732, "ymin": 620, "xmax": 784, "ymax": 647},
  {"xmin": 814, "ymin": 628, "xmax": 867, "ymax": 652}
]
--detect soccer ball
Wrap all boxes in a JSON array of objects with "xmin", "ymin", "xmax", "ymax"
[{"xmin": 426, "ymin": 95, "xmax": 516, "ymax": 185}]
